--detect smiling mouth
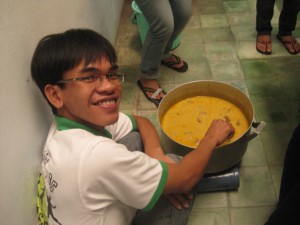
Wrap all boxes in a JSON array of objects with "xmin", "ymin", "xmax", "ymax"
[{"xmin": 93, "ymin": 99, "xmax": 117, "ymax": 106}]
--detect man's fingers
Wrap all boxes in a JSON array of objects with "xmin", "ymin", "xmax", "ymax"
[{"xmin": 165, "ymin": 194, "xmax": 190, "ymax": 209}]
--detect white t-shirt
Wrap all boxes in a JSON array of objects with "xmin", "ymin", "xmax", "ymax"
[{"xmin": 41, "ymin": 113, "xmax": 168, "ymax": 225}]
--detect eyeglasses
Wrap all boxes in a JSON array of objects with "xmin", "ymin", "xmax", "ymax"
[{"xmin": 56, "ymin": 72, "xmax": 125, "ymax": 85}]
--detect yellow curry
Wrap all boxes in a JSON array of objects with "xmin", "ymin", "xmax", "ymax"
[{"xmin": 161, "ymin": 96, "xmax": 249, "ymax": 148}]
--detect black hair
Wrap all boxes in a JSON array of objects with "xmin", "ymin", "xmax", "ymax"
[{"xmin": 31, "ymin": 28, "xmax": 117, "ymax": 114}]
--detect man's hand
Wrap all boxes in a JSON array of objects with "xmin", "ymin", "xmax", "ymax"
[
  {"xmin": 165, "ymin": 192, "xmax": 193, "ymax": 210},
  {"xmin": 204, "ymin": 119, "xmax": 235, "ymax": 147}
]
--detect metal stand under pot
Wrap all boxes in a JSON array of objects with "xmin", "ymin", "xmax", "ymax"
[{"xmin": 196, "ymin": 165, "xmax": 240, "ymax": 193}]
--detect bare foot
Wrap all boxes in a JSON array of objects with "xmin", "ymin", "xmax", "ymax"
[
  {"xmin": 256, "ymin": 35, "xmax": 272, "ymax": 55},
  {"xmin": 139, "ymin": 78, "xmax": 165, "ymax": 100},
  {"xmin": 161, "ymin": 53, "xmax": 188, "ymax": 72},
  {"xmin": 162, "ymin": 54, "xmax": 185, "ymax": 69},
  {"xmin": 277, "ymin": 35, "xmax": 300, "ymax": 55}
]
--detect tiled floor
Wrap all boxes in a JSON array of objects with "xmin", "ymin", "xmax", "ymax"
[{"xmin": 115, "ymin": 0, "xmax": 300, "ymax": 224}]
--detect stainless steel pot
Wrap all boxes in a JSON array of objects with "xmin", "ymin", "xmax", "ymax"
[{"xmin": 158, "ymin": 81, "xmax": 265, "ymax": 174}]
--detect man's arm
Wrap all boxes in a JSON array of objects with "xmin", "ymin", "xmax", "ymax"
[
  {"xmin": 165, "ymin": 119, "xmax": 234, "ymax": 193},
  {"xmin": 133, "ymin": 115, "xmax": 234, "ymax": 194},
  {"xmin": 133, "ymin": 115, "xmax": 173, "ymax": 163}
]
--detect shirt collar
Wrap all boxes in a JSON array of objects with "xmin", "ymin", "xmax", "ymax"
[{"xmin": 54, "ymin": 115, "xmax": 112, "ymax": 138}]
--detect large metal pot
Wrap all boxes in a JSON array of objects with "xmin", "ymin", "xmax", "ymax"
[{"xmin": 158, "ymin": 81, "xmax": 265, "ymax": 174}]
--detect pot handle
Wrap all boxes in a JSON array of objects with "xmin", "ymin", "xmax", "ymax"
[{"xmin": 245, "ymin": 121, "xmax": 266, "ymax": 142}]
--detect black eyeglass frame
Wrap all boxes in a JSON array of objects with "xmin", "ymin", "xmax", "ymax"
[{"xmin": 56, "ymin": 72, "xmax": 125, "ymax": 84}]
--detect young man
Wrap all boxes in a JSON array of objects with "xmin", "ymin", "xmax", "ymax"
[{"xmin": 32, "ymin": 28, "xmax": 234, "ymax": 225}]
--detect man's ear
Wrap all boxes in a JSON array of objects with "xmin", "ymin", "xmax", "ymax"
[{"xmin": 44, "ymin": 84, "xmax": 64, "ymax": 109}]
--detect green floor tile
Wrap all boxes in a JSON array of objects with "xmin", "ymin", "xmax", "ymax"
[
  {"xmin": 201, "ymin": 14, "xmax": 229, "ymax": 28},
  {"xmin": 223, "ymin": 1, "xmax": 251, "ymax": 13},
  {"xmin": 230, "ymin": 206, "xmax": 276, "ymax": 225},
  {"xmin": 175, "ymin": 43, "xmax": 206, "ymax": 64},
  {"xmin": 227, "ymin": 12, "xmax": 256, "ymax": 27},
  {"xmin": 187, "ymin": 208, "xmax": 230, "ymax": 225},
  {"xmin": 241, "ymin": 59, "xmax": 280, "ymax": 80},
  {"xmin": 241, "ymin": 135, "xmax": 267, "ymax": 167},
  {"xmin": 210, "ymin": 59, "xmax": 243, "ymax": 80},
  {"xmin": 201, "ymin": 0, "xmax": 224, "ymax": 4},
  {"xmin": 158, "ymin": 69, "xmax": 175, "ymax": 84},
  {"xmin": 268, "ymin": 165, "xmax": 283, "ymax": 199},
  {"xmin": 253, "ymin": 102, "xmax": 297, "ymax": 131},
  {"xmin": 116, "ymin": 27, "xmax": 141, "ymax": 49},
  {"xmin": 120, "ymin": 65, "xmax": 140, "ymax": 84},
  {"xmin": 235, "ymin": 41, "xmax": 268, "ymax": 59},
  {"xmin": 117, "ymin": 46, "xmax": 141, "ymax": 66},
  {"xmin": 175, "ymin": 61, "xmax": 211, "ymax": 84},
  {"xmin": 181, "ymin": 28, "xmax": 203, "ymax": 45},
  {"xmin": 229, "ymin": 167, "xmax": 277, "ymax": 207},
  {"xmin": 260, "ymin": 130, "xmax": 293, "ymax": 165},
  {"xmin": 193, "ymin": 192, "xmax": 228, "ymax": 208},
  {"xmin": 185, "ymin": 15, "xmax": 201, "ymax": 29},
  {"xmin": 246, "ymin": 77, "xmax": 288, "ymax": 104},
  {"xmin": 289, "ymin": 102, "xmax": 300, "ymax": 126},
  {"xmin": 231, "ymin": 25, "xmax": 256, "ymax": 41},
  {"xmin": 120, "ymin": 84, "xmax": 138, "ymax": 110},
  {"xmin": 200, "ymin": 4, "xmax": 226, "ymax": 14},
  {"xmin": 205, "ymin": 42, "xmax": 237, "ymax": 60},
  {"xmin": 202, "ymin": 27, "xmax": 234, "ymax": 43},
  {"xmin": 226, "ymin": 80, "xmax": 248, "ymax": 93}
]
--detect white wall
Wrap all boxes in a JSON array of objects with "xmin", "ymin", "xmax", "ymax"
[{"xmin": 0, "ymin": 0, "xmax": 123, "ymax": 224}]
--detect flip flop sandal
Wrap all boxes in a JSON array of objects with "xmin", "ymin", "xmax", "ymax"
[
  {"xmin": 256, "ymin": 35, "xmax": 272, "ymax": 55},
  {"xmin": 277, "ymin": 35, "xmax": 300, "ymax": 55},
  {"xmin": 137, "ymin": 80, "xmax": 167, "ymax": 107},
  {"xmin": 161, "ymin": 54, "xmax": 188, "ymax": 72}
]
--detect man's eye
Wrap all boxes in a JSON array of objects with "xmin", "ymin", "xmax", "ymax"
[
  {"xmin": 109, "ymin": 73, "xmax": 119, "ymax": 80},
  {"xmin": 83, "ymin": 74, "xmax": 98, "ymax": 82}
]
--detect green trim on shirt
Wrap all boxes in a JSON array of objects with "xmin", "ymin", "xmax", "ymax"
[
  {"xmin": 143, "ymin": 161, "xmax": 168, "ymax": 212},
  {"xmin": 127, "ymin": 115, "xmax": 137, "ymax": 131},
  {"xmin": 54, "ymin": 116, "xmax": 112, "ymax": 138}
]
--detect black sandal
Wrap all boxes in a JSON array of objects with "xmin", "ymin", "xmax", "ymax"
[
  {"xmin": 277, "ymin": 35, "xmax": 300, "ymax": 55},
  {"xmin": 161, "ymin": 54, "xmax": 188, "ymax": 72},
  {"xmin": 256, "ymin": 35, "xmax": 272, "ymax": 55},
  {"xmin": 137, "ymin": 80, "xmax": 167, "ymax": 107}
]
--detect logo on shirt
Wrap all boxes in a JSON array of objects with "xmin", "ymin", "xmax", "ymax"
[{"xmin": 37, "ymin": 174, "xmax": 62, "ymax": 225}]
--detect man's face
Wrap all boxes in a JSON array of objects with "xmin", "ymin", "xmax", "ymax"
[{"xmin": 54, "ymin": 58, "xmax": 122, "ymax": 130}]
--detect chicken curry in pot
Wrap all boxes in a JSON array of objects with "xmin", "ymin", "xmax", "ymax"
[{"xmin": 161, "ymin": 96, "xmax": 249, "ymax": 148}]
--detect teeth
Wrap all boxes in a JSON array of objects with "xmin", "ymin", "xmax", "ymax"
[{"xmin": 95, "ymin": 100, "xmax": 116, "ymax": 106}]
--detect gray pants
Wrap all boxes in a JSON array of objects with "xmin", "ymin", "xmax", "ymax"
[
  {"xmin": 135, "ymin": 0, "xmax": 192, "ymax": 79},
  {"xmin": 118, "ymin": 132, "xmax": 195, "ymax": 225}
]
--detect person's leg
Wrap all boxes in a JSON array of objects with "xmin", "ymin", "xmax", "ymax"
[
  {"xmin": 256, "ymin": 0, "xmax": 275, "ymax": 35},
  {"xmin": 133, "ymin": 153, "xmax": 195, "ymax": 225},
  {"xmin": 135, "ymin": 0, "xmax": 174, "ymax": 103},
  {"xmin": 278, "ymin": 123, "xmax": 300, "ymax": 202},
  {"xmin": 278, "ymin": 0, "xmax": 300, "ymax": 36},
  {"xmin": 135, "ymin": 0, "xmax": 174, "ymax": 79},
  {"xmin": 277, "ymin": 0, "xmax": 300, "ymax": 54},
  {"xmin": 133, "ymin": 193, "xmax": 195, "ymax": 225},
  {"xmin": 117, "ymin": 131, "xmax": 144, "ymax": 152},
  {"xmin": 163, "ymin": 0, "xmax": 192, "ymax": 54},
  {"xmin": 264, "ymin": 182, "xmax": 300, "ymax": 225},
  {"xmin": 118, "ymin": 132, "xmax": 195, "ymax": 225},
  {"xmin": 264, "ymin": 123, "xmax": 300, "ymax": 225},
  {"xmin": 159, "ymin": 0, "xmax": 191, "ymax": 73},
  {"xmin": 256, "ymin": 0, "xmax": 275, "ymax": 54}
]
